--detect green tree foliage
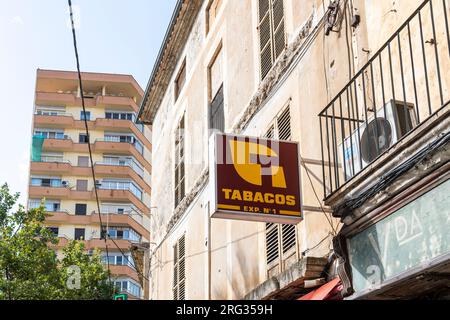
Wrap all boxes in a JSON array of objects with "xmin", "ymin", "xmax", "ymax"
[{"xmin": 0, "ymin": 183, "xmax": 115, "ymax": 300}]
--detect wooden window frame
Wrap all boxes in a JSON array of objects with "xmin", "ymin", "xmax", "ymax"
[
  {"xmin": 174, "ymin": 59, "xmax": 187, "ymax": 102},
  {"xmin": 174, "ymin": 115, "xmax": 186, "ymax": 208},
  {"xmin": 208, "ymin": 44, "xmax": 225, "ymax": 132},
  {"xmin": 205, "ymin": 0, "xmax": 223, "ymax": 36}
]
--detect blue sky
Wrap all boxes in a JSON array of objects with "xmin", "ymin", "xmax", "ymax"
[{"xmin": 0, "ymin": 0, "xmax": 176, "ymax": 204}]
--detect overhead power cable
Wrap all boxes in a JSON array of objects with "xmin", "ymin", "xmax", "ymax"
[{"xmin": 67, "ymin": 0, "xmax": 150, "ymax": 287}]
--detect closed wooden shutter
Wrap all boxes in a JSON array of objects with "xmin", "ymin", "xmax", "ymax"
[
  {"xmin": 265, "ymin": 223, "xmax": 280, "ymax": 276},
  {"xmin": 258, "ymin": 0, "xmax": 286, "ymax": 80},
  {"xmin": 264, "ymin": 105, "xmax": 297, "ymax": 277},
  {"xmin": 173, "ymin": 235, "xmax": 186, "ymax": 300},
  {"xmin": 272, "ymin": 0, "xmax": 286, "ymax": 58},
  {"xmin": 277, "ymin": 107, "xmax": 291, "ymax": 140},
  {"xmin": 265, "ymin": 125, "xmax": 275, "ymax": 139}
]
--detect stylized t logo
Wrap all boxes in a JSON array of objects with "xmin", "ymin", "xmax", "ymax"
[{"xmin": 229, "ymin": 140, "xmax": 287, "ymax": 188}]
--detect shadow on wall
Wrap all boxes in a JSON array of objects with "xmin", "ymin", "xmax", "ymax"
[{"xmin": 212, "ymin": 231, "xmax": 261, "ymax": 300}]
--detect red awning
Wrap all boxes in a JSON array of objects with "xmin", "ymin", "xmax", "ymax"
[{"xmin": 298, "ymin": 278, "xmax": 342, "ymax": 300}]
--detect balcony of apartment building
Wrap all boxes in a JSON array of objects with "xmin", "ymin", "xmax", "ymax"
[
  {"xmin": 33, "ymin": 109, "xmax": 151, "ymax": 151},
  {"xmin": 318, "ymin": 0, "xmax": 449, "ymax": 299},
  {"xmin": 34, "ymin": 91, "xmax": 138, "ymax": 112},
  {"xmin": 28, "ymin": 177, "xmax": 150, "ymax": 215},
  {"xmin": 45, "ymin": 210, "xmax": 149, "ymax": 240},
  {"xmin": 96, "ymin": 180, "xmax": 150, "ymax": 215},
  {"xmin": 113, "ymin": 278, "xmax": 143, "ymax": 300},
  {"xmin": 55, "ymin": 235, "xmax": 135, "ymax": 251},
  {"xmin": 34, "ymin": 132, "xmax": 151, "ymax": 172},
  {"xmin": 94, "ymin": 139, "xmax": 151, "ymax": 173},
  {"xmin": 28, "ymin": 177, "xmax": 93, "ymax": 201},
  {"xmin": 30, "ymin": 155, "xmax": 151, "ymax": 195}
]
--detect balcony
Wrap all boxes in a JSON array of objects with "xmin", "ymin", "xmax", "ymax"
[
  {"xmin": 29, "ymin": 161, "xmax": 150, "ymax": 193},
  {"xmin": 319, "ymin": 0, "xmax": 449, "ymax": 201},
  {"xmin": 55, "ymin": 236, "xmax": 133, "ymax": 251},
  {"xmin": 29, "ymin": 185, "xmax": 92, "ymax": 201},
  {"xmin": 35, "ymin": 91, "xmax": 98, "ymax": 108},
  {"xmin": 45, "ymin": 211, "xmax": 149, "ymax": 239},
  {"xmin": 96, "ymin": 95, "xmax": 139, "ymax": 112},
  {"xmin": 94, "ymin": 163, "xmax": 150, "ymax": 194},
  {"xmin": 34, "ymin": 115, "xmax": 151, "ymax": 151},
  {"xmin": 109, "ymin": 265, "xmax": 140, "ymax": 283},
  {"xmin": 30, "ymin": 161, "xmax": 72, "ymax": 175},
  {"xmin": 35, "ymin": 92, "xmax": 77, "ymax": 106},
  {"xmin": 29, "ymin": 185, "xmax": 149, "ymax": 215},
  {"xmin": 94, "ymin": 140, "xmax": 151, "ymax": 172},
  {"xmin": 93, "ymin": 118, "xmax": 151, "ymax": 151},
  {"xmin": 42, "ymin": 137, "xmax": 75, "ymax": 152},
  {"xmin": 97, "ymin": 189, "xmax": 150, "ymax": 216},
  {"xmin": 34, "ymin": 113, "xmax": 74, "ymax": 128}
]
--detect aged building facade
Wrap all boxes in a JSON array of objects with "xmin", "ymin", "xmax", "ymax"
[
  {"xmin": 29, "ymin": 69, "xmax": 152, "ymax": 299},
  {"xmin": 138, "ymin": 0, "xmax": 449, "ymax": 300}
]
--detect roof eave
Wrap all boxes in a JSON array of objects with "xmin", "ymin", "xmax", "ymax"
[{"xmin": 137, "ymin": 0, "xmax": 203, "ymax": 125}]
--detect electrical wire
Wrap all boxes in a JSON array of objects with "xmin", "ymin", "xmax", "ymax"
[
  {"xmin": 337, "ymin": 131, "xmax": 450, "ymax": 217},
  {"xmin": 67, "ymin": 0, "xmax": 112, "ymax": 290},
  {"xmin": 301, "ymin": 232, "xmax": 333, "ymax": 257},
  {"xmin": 300, "ymin": 158, "xmax": 338, "ymax": 236},
  {"xmin": 67, "ymin": 0, "xmax": 150, "ymax": 288}
]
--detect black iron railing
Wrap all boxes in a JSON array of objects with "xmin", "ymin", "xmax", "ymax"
[{"xmin": 319, "ymin": 0, "xmax": 450, "ymax": 199}]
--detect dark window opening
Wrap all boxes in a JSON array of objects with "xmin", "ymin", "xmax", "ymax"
[
  {"xmin": 74, "ymin": 228, "xmax": 85, "ymax": 240},
  {"xmin": 75, "ymin": 203, "xmax": 87, "ymax": 216},
  {"xmin": 79, "ymin": 134, "xmax": 89, "ymax": 144}
]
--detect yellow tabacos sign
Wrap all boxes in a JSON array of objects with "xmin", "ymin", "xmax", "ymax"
[
  {"xmin": 210, "ymin": 134, "xmax": 302, "ymax": 224},
  {"xmin": 221, "ymin": 189, "xmax": 296, "ymax": 206}
]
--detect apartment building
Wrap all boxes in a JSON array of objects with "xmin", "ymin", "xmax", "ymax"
[
  {"xmin": 28, "ymin": 69, "xmax": 152, "ymax": 300},
  {"xmin": 138, "ymin": 0, "xmax": 449, "ymax": 300}
]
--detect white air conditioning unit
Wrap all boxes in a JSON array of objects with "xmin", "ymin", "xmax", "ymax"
[{"xmin": 339, "ymin": 100, "xmax": 417, "ymax": 181}]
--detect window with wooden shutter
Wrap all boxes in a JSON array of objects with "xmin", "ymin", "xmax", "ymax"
[
  {"xmin": 258, "ymin": 0, "xmax": 286, "ymax": 80},
  {"xmin": 264, "ymin": 105, "xmax": 297, "ymax": 277},
  {"xmin": 277, "ymin": 107, "xmax": 291, "ymax": 140},
  {"xmin": 174, "ymin": 116, "xmax": 186, "ymax": 208},
  {"xmin": 209, "ymin": 47, "xmax": 224, "ymax": 132},
  {"xmin": 173, "ymin": 235, "xmax": 186, "ymax": 300}
]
